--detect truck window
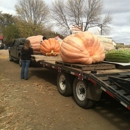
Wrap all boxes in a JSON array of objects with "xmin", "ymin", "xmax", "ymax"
[
  {"xmin": 13, "ymin": 41, "xmax": 18, "ymax": 47},
  {"xmin": 19, "ymin": 43, "xmax": 24, "ymax": 45},
  {"xmin": 19, "ymin": 39, "xmax": 25, "ymax": 47},
  {"xmin": 11, "ymin": 40, "xmax": 16, "ymax": 46}
]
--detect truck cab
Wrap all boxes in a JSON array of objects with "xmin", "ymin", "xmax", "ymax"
[{"xmin": 9, "ymin": 38, "xmax": 26, "ymax": 66}]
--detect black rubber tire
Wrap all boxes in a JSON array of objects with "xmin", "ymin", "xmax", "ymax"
[
  {"xmin": 9, "ymin": 53, "xmax": 13, "ymax": 61},
  {"xmin": 19, "ymin": 57, "xmax": 22, "ymax": 67},
  {"xmin": 57, "ymin": 72, "xmax": 74, "ymax": 96},
  {"xmin": 73, "ymin": 77, "xmax": 96, "ymax": 109}
]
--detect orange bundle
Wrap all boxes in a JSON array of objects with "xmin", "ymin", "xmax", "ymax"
[
  {"xmin": 27, "ymin": 35, "xmax": 43, "ymax": 54},
  {"xmin": 60, "ymin": 31, "xmax": 105, "ymax": 64},
  {"xmin": 40, "ymin": 38, "xmax": 60, "ymax": 56}
]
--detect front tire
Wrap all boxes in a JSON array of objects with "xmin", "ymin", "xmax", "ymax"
[
  {"xmin": 57, "ymin": 72, "xmax": 74, "ymax": 96},
  {"xmin": 9, "ymin": 53, "xmax": 13, "ymax": 61},
  {"xmin": 19, "ymin": 57, "xmax": 22, "ymax": 67},
  {"xmin": 73, "ymin": 77, "xmax": 96, "ymax": 109}
]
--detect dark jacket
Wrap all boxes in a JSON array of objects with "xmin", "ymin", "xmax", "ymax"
[{"xmin": 21, "ymin": 47, "xmax": 33, "ymax": 60}]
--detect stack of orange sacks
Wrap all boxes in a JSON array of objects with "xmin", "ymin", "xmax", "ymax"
[
  {"xmin": 60, "ymin": 31, "xmax": 105, "ymax": 64},
  {"xmin": 26, "ymin": 35, "xmax": 43, "ymax": 54}
]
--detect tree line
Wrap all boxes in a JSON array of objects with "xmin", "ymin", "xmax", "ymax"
[{"xmin": 0, "ymin": 0, "xmax": 112, "ymax": 45}]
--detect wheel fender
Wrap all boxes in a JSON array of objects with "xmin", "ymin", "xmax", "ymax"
[{"xmin": 86, "ymin": 81, "xmax": 102, "ymax": 101}]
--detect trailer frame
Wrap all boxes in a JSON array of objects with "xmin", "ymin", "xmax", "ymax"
[{"xmin": 34, "ymin": 58, "xmax": 130, "ymax": 111}]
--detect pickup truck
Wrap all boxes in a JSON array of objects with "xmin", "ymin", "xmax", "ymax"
[{"xmin": 8, "ymin": 38, "xmax": 26, "ymax": 66}]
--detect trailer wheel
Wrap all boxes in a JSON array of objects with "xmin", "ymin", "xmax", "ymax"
[
  {"xmin": 73, "ymin": 77, "xmax": 96, "ymax": 109},
  {"xmin": 57, "ymin": 72, "xmax": 73, "ymax": 96}
]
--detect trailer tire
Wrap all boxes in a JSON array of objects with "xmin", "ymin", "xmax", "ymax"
[
  {"xmin": 57, "ymin": 72, "xmax": 74, "ymax": 96},
  {"xmin": 73, "ymin": 77, "xmax": 96, "ymax": 109}
]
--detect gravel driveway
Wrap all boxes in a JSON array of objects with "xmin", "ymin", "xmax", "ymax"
[{"xmin": 0, "ymin": 50, "xmax": 130, "ymax": 130}]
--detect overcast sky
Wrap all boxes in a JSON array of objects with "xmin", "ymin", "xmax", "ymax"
[{"xmin": 0, "ymin": 0, "xmax": 130, "ymax": 44}]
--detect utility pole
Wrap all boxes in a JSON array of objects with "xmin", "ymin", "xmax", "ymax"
[{"xmin": 100, "ymin": 24, "xmax": 103, "ymax": 35}]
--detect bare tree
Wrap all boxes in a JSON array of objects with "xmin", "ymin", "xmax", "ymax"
[
  {"xmin": 82, "ymin": 0, "xmax": 103, "ymax": 31},
  {"xmin": 100, "ymin": 13, "xmax": 112, "ymax": 35},
  {"xmin": 0, "ymin": 12, "xmax": 14, "ymax": 26},
  {"xmin": 51, "ymin": 0, "xmax": 112, "ymax": 35},
  {"xmin": 15, "ymin": 0, "xmax": 49, "ymax": 25},
  {"xmin": 50, "ymin": 1, "xmax": 69, "ymax": 35}
]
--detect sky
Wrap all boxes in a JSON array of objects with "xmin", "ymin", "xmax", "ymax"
[{"xmin": 0, "ymin": 0, "xmax": 130, "ymax": 44}]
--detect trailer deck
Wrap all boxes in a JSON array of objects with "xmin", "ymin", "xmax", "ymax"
[{"xmin": 31, "ymin": 54, "xmax": 130, "ymax": 110}]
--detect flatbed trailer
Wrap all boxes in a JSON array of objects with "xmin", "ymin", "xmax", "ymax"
[{"xmin": 31, "ymin": 55, "xmax": 130, "ymax": 110}]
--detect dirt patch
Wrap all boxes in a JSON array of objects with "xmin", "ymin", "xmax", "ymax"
[{"xmin": 0, "ymin": 50, "xmax": 130, "ymax": 130}]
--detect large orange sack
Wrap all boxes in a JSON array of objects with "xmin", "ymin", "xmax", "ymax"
[
  {"xmin": 27, "ymin": 35, "xmax": 43, "ymax": 54},
  {"xmin": 40, "ymin": 38, "xmax": 60, "ymax": 56},
  {"xmin": 60, "ymin": 31, "xmax": 105, "ymax": 64}
]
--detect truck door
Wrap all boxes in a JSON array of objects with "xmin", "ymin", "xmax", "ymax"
[
  {"xmin": 12, "ymin": 40, "xmax": 18, "ymax": 58},
  {"xmin": 14, "ymin": 40, "xmax": 20, "ymax": 58},
  {"xmin": 9, "ymin": 40, "xmax": 16, "ymax": 57}
]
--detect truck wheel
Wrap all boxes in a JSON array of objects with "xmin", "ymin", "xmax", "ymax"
[
  {"xmin": 19, "ymin": 57, "xmax": 22, "ymax": 67},
  {"xmin": 9, "ymin": 54, "xmax": 13, "ymax": 61},
  {"xmin": 57, "ymin": 72, "xmax": 74, "ymax": 96},
  {"xmin": 73, "ymin": 77, "xmax": 96, "ymax": 109}
]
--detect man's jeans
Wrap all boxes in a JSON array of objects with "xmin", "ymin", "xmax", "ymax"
[{"xmin": 21, "ymin": 60, "xmax": 30, "ymax": 79}]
